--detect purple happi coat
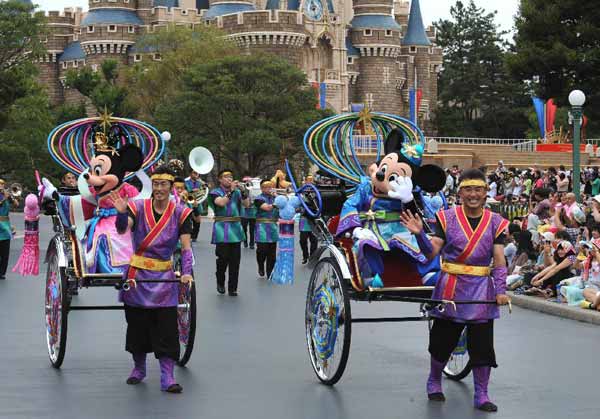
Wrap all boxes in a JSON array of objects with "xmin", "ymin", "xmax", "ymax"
[
  {"xmin": 119, "ymin": 199, "xmax": 192, "ymax": 308},
  {"xmin": 432, "ymin": 206, "xmax": 509, "ymax": 322}
]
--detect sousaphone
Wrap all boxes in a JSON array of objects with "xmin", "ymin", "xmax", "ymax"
[{"xmin": 187, "ymin": 147, "xmax": 215, "ymax": 204}]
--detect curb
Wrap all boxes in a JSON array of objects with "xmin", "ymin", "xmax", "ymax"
[{"xmin": 508, "ymin": 291, "xmax": 600, "ymax": 325}]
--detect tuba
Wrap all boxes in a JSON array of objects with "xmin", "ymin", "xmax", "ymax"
[{"xmin": 187, "ymin": 147, "xmax": 215, "ymax": 205}]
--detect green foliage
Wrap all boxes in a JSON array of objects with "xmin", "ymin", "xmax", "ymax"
[
  {"xmin": 0, "ymin": 0, "xmax": 47, "ymax": 130},
  {"xmin": 508, "ymin": 0, "xmax": 600, "ymax": 137},
  {"xmin": 65, "ymin": 59, "xmax": 134, "ymax": 116},
  {"xmin": 125, "ymin": 25, "xmax": 239, "ymax": 121},
  {"xmin": 434, "ymin": 0, "xmax": 530, "ymax": 137},
  {"xmin": 155, "ymin": 54, "xmax": 332, "ymax": 175},
  {"xmin": 53, "ymin": 102, "xmax": 87, "ymax": 125}
]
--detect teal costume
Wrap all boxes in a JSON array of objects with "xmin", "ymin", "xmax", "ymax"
[
  {"xmin": 254, "ymin": 193, "xmax": 279, "ymax": 243},
  {"xmin": 208, "ymin": 187, "xmax": 245, "ymax": 244}
]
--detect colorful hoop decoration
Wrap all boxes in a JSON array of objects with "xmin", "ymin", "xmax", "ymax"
[
  {"xmin": 47, "ymin": 117, "xmax": 165, "ymax": 180},
  {"xmin": 303, "ymin": 111, "xmax": 425, "ymax": 187}
]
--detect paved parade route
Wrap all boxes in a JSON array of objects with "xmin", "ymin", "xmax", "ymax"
[{"xmin": 0, "ymin": 213, "xmax": 597, "ymax": 419}]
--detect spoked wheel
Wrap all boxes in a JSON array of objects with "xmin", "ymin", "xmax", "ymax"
[
  {"xmin": 305, "ymin": 257, "xmax": 351, "ymax": 385},
  {"xmin": 177, "ymin": 279, "xmax": 196, "ymax": 366},
  {"xmin": 45, "ymin": 248, "xmax": 69, "ymax": 368},
  {"xmin": 443, "ymin": 328, "xmax": 471, "ymax": 380}
]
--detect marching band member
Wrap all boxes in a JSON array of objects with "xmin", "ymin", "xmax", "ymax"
[
  {"xmin": 298, "ymin": 176, "xmax": 317, "ymax": 264},
  {"xmin": 184, "ymin": 170, "xmax": 204, "ymax": 242},
  {"xmin": 208, "ymin": 169, "xmax": 250, "ymax": 296},
  {"xmin": 241, "ymin": 176, "xmax": 257, "ymax": 249},
  {"xmin": 401, "ymin": 168, "xmax": 510, "ymax": 412},
  {"xmin": 175, "ymin": 177, "xmax": 202, "ymax": 227},
  {"xmin": 254, "ymin": 180, "xmax": 279, "ymax": 279},
  {"xmin": 0, "ymin": 180, "xmax": 19, "ymax": 279},
  {"xmin": 112, "ymin": 166, "xmax": 194, "ymax": 393}
]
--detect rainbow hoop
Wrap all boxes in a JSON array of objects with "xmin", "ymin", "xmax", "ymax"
[
  {"xmin": 47, "ymin": 117, "xmax": 165, "ymax": 180},
  {"xmin": 303, "ymin": 111, "xmax": 425, "ymax": 187}
]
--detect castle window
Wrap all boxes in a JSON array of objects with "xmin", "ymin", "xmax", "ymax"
[
  {"xmin": 409, "ymin": 46, "xmax": 417, "ymax": 53},
  {"xmin": 364, "ymin": 29, "xmax": 372, "ymax": 37},
  {"xmin": 73, "ymin": 60, "xmax": 78, "ymax": 68},
  {"xmin": 61, "ymin": 62, "xmax": 67, "ymax": 69},
  {"xmin": 181, "ymin": 9, "xmax": 188, "ymax": 15},
  {"xmin": 385, "ymin": 30, "xmax": 393, "ymax": 37},
  {"xmin": 347, "ymin": 56, "xmax": 354, "ymax": 64},
  {"xmin": 153, "ymin": 53, "xmax": 162, "ymax": 61},
  {"xmin": 134, "ymin": 54, "xmax": 142, "ymax": 62},
  {"xmin": 87, "ymin": 26, "xmax": 94, "ymax": 33},
  {"xmin": 108, "ymin": 25, "xmax": 117, "ymax": 32},
  {"xmin": 91, "ymin": 64, "xmax": 98, "ymax": 72},
  {"xmin": 128, "ymin": 26, "xmax": 135, "ymax": 33}
]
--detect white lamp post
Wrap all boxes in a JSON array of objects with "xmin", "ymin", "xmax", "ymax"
[{"xmin": 568, "ymin": 90, "xmax": 585, "ymax": 202}]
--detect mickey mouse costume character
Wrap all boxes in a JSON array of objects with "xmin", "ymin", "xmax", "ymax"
[
  {"xmin": 335, "ymin": 128, "xmax": 446, "ymax": 288},
  {"xmin": 41, "ymin": 129, "xmax": 144, "ymax": 274}
]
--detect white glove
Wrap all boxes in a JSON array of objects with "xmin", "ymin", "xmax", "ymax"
[
  {"xmin": 388, "ymin": 176, "xmax": 414, "ymax": 203},
  {"xmin": 39, "ymin": 177, "xmax": 58, "ymax": 200},
  {"xmin": 352, "ymin": 227, "xmax": 378, "ymax": 242}
]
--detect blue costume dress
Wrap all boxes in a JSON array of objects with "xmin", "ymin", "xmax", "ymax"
[{"xmin": 336, "ymin": 177, "xmax": 439, "ymax": 287}]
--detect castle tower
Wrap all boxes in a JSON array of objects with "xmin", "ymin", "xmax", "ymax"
[
  {"xmin": 40, "ymin": 9, "xmax": 80, "ymax": 105},
  {"xmin": 72, "ymin": 0, "xmax": 142, "ymax": 83},
  {"xmin": 349, "ymin": 0, "xmax": 402, "ymax": 113},
  {"xmin": 399, "ymin": 0, "xmax": 441, "ymax": 131}
]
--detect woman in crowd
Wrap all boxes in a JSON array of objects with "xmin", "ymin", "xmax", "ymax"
[{"xmin": 527, "ymin": 241, "xmax": 576, "ymax": 297}]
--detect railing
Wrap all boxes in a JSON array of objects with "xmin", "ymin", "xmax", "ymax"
[{"xmin": 347, "ymin": 136, "xmax": 600, "ymax": 155}]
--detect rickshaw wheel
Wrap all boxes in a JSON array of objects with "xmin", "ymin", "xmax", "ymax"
[
  {"xmin": 177, "ymin": 281, "xmax": 196, "ymax": 367},
  {"xmin": 305, "ymin": 257, "xmax": 351, "ymax": 385},
  {"xmin": 443, "ymin": 328, "xmax": 471, "ymax": 381},
  {"xmin": 45, "ymin": 247, "xmax": 69, "ymax": 368},
  {"xmin": 173, "ymin": 249, "xmax": 196, "ymax": 366}
]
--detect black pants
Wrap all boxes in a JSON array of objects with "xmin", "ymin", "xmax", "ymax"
[
  {"xmin": 124, "ymin": 305, "xmax": 179, "ymax": 361},
  {"xmin": 191, "ymin": 219, "xmax": 200, "ymax": 241},
  {"xmin": 0, "ymin": 239, "xmax": 10, "ymax": 276},
  {"xmin": 256, "ymin": 242, "xmax": 276, "ymax": 277},
  {"xmin": 241, "ymin": 218, "xmax": 256, "ymax": 246},
  {"xmin": 299, "ymin": 231, "xmax": 317, "ymax": 260},
  {"xmin": 428, "ymin": 318, "xmax": 497, "ymax": 368},
  {"xmin": 216, "ymin": 243, "xmax": 241, "ymax": 292}
]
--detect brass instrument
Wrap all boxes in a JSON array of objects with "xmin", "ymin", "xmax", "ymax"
[
  {"xmin": 187, "ymin": 147, "xmax": 214, "ymax": 205},
  {"xmin": 10, "ymin": 183, "xmax": 22, "ymax": 199}
]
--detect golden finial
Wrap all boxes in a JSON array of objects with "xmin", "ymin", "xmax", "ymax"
[
  {"xmin": 358, "ymin": 105, "xmax": 373, "ymax": 131},
  {"xmin": 99, "ymin": 106, "xmax": 113, "ymax": 134}
]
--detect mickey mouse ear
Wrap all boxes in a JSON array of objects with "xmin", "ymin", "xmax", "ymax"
[{"xmin": 414, "ymin": 164, "xmax": 446, "ymax": 193}]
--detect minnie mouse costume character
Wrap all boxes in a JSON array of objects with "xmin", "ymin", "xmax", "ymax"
[
  {"xmin": 335, "ymin": 128, "xmax": 446, "ymax": 288},
  {"xmin": 41, "ymin": 130, "xmax": 144, "ymax": 274}
]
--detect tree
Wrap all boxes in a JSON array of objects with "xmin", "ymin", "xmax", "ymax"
[
  {"xmin": 434, "ymin": 0, "xmax": 530, "ymax": 138},
  {"xmin": 65, "ymin": 59, "xmax": 134, "ymax": 116},
  {"xmin": 507, "ymin": 0, "xmax": 600, "ymax": 137},
  {"xmin": 0, "ymin": 0, "xmax": 47, "ymax": 130},
  {"xmin": 125, "ymin": 25, "xmax": 239, "ymax": 121},
  {"xmin": 155, "ymin": 54, "xmax": 331, "ymax": 175}
]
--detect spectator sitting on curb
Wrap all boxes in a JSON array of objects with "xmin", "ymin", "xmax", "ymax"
[{"xmin": 526, "ymin": 241, "xmax": 576, "ymax": 298}]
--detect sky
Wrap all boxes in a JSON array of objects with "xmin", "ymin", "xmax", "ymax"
[{"xmin": 35, "ymin": 0, "xmax": 521, "ymax": 33}]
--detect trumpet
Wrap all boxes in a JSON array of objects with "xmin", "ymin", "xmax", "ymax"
[{"xmin": 187, "ymin": 185, "xmax": 209, "ymax": 206}]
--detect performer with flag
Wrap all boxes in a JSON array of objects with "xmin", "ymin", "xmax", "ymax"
[
  {"xmin": 113, "ymin": 165, "xmax": 194, "ymax": 393},
  {"xmin": 400, "ymin": 168, "xmax": 511, "ymax": 412},
  {"xmin": 254, "ymin": 180, "xmax": 279, "ymax": 279}
]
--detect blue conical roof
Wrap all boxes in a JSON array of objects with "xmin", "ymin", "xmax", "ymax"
[{"xmin": 402, "ymin": 0, "xmax": 431, "ymax": 46}]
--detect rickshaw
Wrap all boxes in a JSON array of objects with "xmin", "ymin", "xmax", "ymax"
[
  {"xmin": 289, "ymin": 111, "xmax": 500, "ymax": 385},
  {"xmin": 43, "ymin": 116, "xmax": 196, "ymax": 369}
]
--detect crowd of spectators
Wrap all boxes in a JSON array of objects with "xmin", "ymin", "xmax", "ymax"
[{"xmin": 441, "ymin": 161, "xmax": 600, "ymax": 311}]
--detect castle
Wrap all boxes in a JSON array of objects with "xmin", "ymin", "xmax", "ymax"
[{"xmin": 37, "ymin": 0, "xmax": 442, "ymax": 131}]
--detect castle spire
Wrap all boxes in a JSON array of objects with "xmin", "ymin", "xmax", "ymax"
[{"xmin": 402, "ymin": 0, "xmax": 431, "ymax": 46}]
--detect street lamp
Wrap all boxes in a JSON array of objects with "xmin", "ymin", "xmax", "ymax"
[{"xmin": 569, "ymin": 90, "xmax": 585, "ymax": 202}]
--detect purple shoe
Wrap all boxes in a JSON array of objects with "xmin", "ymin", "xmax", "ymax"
[
  {"xmin": 427, "ymin": 357, "xmax": 446, "ymax": 401},
  {"xmin": 473, "ymin": 366, "xmax": 497, "ymax": 412},
  {"xmin": 126, "ymin": 353, "xmax": 146, "ymax": 385},
  {"xmin": 159, "ymin": 357, "xmax": 182, "ymax": 393}
]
